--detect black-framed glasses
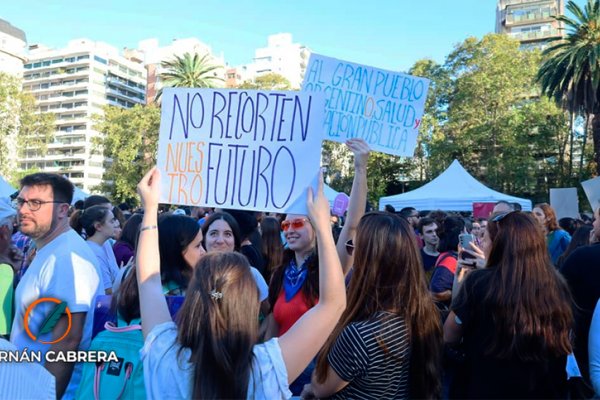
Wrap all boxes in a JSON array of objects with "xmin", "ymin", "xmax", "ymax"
[
  {"xmin": 14, "ymin": 198, "xmax": 66, "ymax": 212},
  {"xmin": 345, "ymin": 239, "xmax": 355, "ymax": 256}
]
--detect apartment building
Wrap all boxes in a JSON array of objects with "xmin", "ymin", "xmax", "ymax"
[
  {"xmin": 0, "ymin": 18, "xmax": 26, "ymax": 76},
  {"xmin": 496, "ymin": 0, "xmax": 565, "ymax": 49},
  {"xmin": 137, "ymin": 38, "xmax": 226, "ymax": 104},
  {"xmin": 21, "ymin": 39, "xmax": 146, "ymax": 191}
]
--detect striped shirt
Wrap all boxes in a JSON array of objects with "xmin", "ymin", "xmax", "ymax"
[{"xmin": 328, "ymin": 312, "xmax": 410, "ymax": 399}]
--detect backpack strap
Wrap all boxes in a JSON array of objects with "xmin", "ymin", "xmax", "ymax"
[
  {"xmin": 104, "ymin": 320, "xmax": 142, "ymax": 332},
  {"xmin": 94, "ymin": 362, "xmax": 134, "ymax": 400}
]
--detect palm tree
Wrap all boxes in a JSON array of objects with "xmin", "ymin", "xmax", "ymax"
[
  {"xmin": 537, "ymin": 0, "xmax": 600, "ymax": 176},
  {"xmin": 156, "ymin": 52, "xmax": 223, "ymax": 100}
]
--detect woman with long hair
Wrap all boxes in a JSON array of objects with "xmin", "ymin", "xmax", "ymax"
[
  {"xmin": 305, "ymin": 212, "xmax": 443, "ymax": 399},
  {"xmin": 201, "ymin": 211, "xmax": 269, "ymax": 311},
  {"xmin": 135, "ymin": 167, "xmax": 346, "ymax": 399},
  {"xmin": 444, "ymin": 212, "xmax": 574, "ymax": 398},
  {"xmin": 112, "ymin": 213, "xmax": 143, "ymax": 266},
  {"xmin": 556, "ymin": 225, "xmax": 592, "ymax": 269},
  {"xmin": 265, "ymin": 139, "xmax": 369, "ymax": 395},
  {"xmin": 261, "ymin": 216, "xmax": 284, "ymax": 282},
  {"xmin": 72, "ymin": 205, "xmax": 120, "ymax": 294},
  {"xmin": 533, "ymin": 203, "xmax": 571, "ymax": 265}
]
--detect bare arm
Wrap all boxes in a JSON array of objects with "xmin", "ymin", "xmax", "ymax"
[
  {"xmin": 44, "ymin": 312, "xmax": 85, "ymax": 399},
  {"xmin": 307, "ymin": 366, "xmax": 350, "ymax": 398},
  {"xmin": 335, "ymin": 139, "xmax": 370, "ymax": 275},
  {"xmin": 136, "ymin": 167, "xmax": 172, "ymax": 338},
  {"xmin": 443, "ymin": 311, "xmax": 464, "ymax": 344},
  {"xmin": 279, "ymin": 171, "xmax": 347, "ymax": 383}
]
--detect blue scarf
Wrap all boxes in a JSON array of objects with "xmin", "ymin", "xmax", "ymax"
[{"xmin": 283, "ymin": 257, "xmax": 310, "ymax": 302}]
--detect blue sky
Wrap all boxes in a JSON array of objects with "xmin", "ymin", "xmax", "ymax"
[{"xmin": 1, "ymin": 0, "xmax": 586, "ymax": 72}]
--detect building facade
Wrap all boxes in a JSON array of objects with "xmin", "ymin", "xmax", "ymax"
[
  {"xmin": 0, "ymin": 18, "xmax": 26, "ymax": 76},
  {"xmin": 21, "ymin": 39, "xmax": 146, "ymax": 191},
  {"xmin": 496, "ymin": 0, "xmax": 565, "ymax": 49},
  {"xmin": 251, "ymin": 33, "xmax": 310, "ymax": 88},
  {"xmin": 137, "ymin": 38, "xmax": 226, "ymax": 104}
]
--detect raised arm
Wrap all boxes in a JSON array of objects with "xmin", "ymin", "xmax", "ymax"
[
  {"xmin": 136, "ymin": 167, "xmax": 172, "ymax": 338},
  {"xmin": 279, "ymin": 170, "xmax": 347, "ymax": 383},
  {"xmin": 335, "ymin": 139, "xmax": 370, "ymax": 274}
]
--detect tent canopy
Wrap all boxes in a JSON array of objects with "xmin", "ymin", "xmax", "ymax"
[
  {"xmin": 0, "ymin": 176, "xmax": 16, "ymax": 199},
  {"xmin": 379, "ymin": 160, "xmax": 532, "ymax": 212},
  {"xmin": 72, "ymin": 186, "xmax": 89, "ymax": 205}
]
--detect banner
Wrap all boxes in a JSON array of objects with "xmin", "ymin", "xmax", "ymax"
[
  {"xmin": 157, "ymin": 88, "xmax": 325, "ymax": 214},
  {"xmin": 302, "ymin": 53, "xmax": 429, "ymax": 157}
]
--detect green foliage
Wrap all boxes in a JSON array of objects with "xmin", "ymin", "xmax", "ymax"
[
  {"xmin": 93, "ymin": 105, "xmax": 160, "ymax": 204},
  {"xmin": 237, "ymin": 73, "xmax": 292, "ymax": 90},
  {"xmin": 157, "ymin": 53, "xmax": 223, "ymax": 100},
  {"xmin": 413, "ymin": 34, "xmax": 572, "ymax": 202},
  {"xmin": 538, "ymin": 0, "xmax": 600, "ymax": 175},
  {"xmin": 0, "ymin": 72, "xmax": 54, "ymax": 182}
]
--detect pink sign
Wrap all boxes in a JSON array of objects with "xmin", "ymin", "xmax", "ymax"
[{"xmin": 332, "ymin": 193, "xmax": 350, "ymax": 216}]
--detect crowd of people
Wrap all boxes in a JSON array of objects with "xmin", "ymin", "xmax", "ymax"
[{"xmin": 0, "ymin": 138, "xmax": 599, "ymax": 399}]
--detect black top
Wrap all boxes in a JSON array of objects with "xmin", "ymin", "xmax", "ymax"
[
  {"xmin": 560, "ymin": 243, "xmax": 600, "ymax": 382},
  {"xmin": 240, "ymin": 244, "xmax": 265, "ymax": 275},
  {"xmin": 452, "ymin": 270, "xmax": 568, "ymax": 399}
]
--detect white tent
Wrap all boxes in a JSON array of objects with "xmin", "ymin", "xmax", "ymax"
[
  {"xmin": 72, "ymin": 186, "xmax": 89, "ymax": 205},
  {"xmin": 0, "ymin": 176, "xmax": 16, "ymax": 199},
  {"xmin": 379, "ymin": 160, "xmax": 532, "ymax": 212}
]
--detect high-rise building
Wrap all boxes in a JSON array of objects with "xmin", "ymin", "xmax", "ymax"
[
  {"xmin": 21, "ymin": 39, "xmax": 146, "ymax": 191},
  {"xmin": 137, "ymin": 38, "xmax": 226, "ymax": 104},
  {"xmin": 0, "ymin": 18, "xmax": 26, "ymax": 76},
  {"xmin": 249, "ymin": 33, "xmax": 310, "ymax": 88},
  {"xmin": 496, "ymin": 0, "xmax": 565, "ymax": 49}
]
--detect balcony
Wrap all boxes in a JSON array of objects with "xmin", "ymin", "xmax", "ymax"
[
  {"xmin": 506, "ymin": 8, "xmax": 556, "ymax": 26},
  {"xmin": 107, "ymin": 77, "xmax": 145, "ymax": 94},
  {"xmin": 511, "ymin": 28, "xmax": 560, "ymax": 42}
]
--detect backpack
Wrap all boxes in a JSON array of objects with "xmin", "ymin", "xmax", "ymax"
[{"xmin": 76, "ymin": 318, "xmax": 145, "ymax": 400}]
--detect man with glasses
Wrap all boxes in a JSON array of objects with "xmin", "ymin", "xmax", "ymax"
[
  {"xmin": 400, "ymin": 207, "xmax": 423, "ymax": 247},
  {"xmin": 10, "ymin": 173, "xmax": 101, "ymax": 399}
]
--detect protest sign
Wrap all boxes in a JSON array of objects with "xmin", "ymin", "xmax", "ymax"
[
  {"xmin": 581, "ymin": 176, "xmax": 600, "ymax": 211},
  {"xmin": 157, "ymin": 88, "xmax": 325, "ymax": 214},
  {"xmin": 302, "ymin": 53, "xmax": 429, "ymax": 157},
  {"xmin": 472, "ymin": 202, "xmax": 495, "ymax": 219},
  {"xmin": 550, "ymin": 188, "xmax": 579, "ymax": 220}
]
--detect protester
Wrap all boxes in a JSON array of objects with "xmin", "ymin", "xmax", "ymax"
[
  {"xmin": 304, "ymin": 212, "xmax": 442, "ymax": 399},
  {"xmin": 226, "ymin": 209, "xmax": 266, "ymax": 275},
  {"xmin": 418, "ymin": 216, "xmax": 439, "ymax": 281},
  {"xmin": 555, "ymin": 225, "xmax": 592, "ymax": 269},
  {"xmin": 492, "ymin": 200, "xmax": 513, "ymax": 214},
  {"xmin": 265, "ymin": 138, "xmax": 369, "ymax": 395},
  {"xmin": 260, "ymin": 216, "xmax": 284, "ymax": 283},
  {"xmin": 444, "ymin": 212, "xmax": 573, "ymax": 398},
  {"xmin": 201, "ymin": 211, "xmax": 269, "ymax": 312},
  {"xmin": 589, "ymin": 299, "xmax": 600, "ymax": 395},
  {"xmin": 559, "ymin": 217, "xmax": 580, "ymax": 237},
  {"xmin": 11, "ymin": 173, "xmax": 101, "ymax": 399},
  {"xmin": 430, "ymin": 216, "xmax": 464, "ymax": 310},
  {"xmin": 560, "ymin": 206, "xmax": 600, "ymax": 386},
  {"xmin": 72, "ymin": 205, "xmax": 120, "ymax": 294},
  {"xmin": 157, "ymin": 213, "xmax": 205, "ymax": 295},
  {"xmin": 399, "ymin": 206, "xmax": 423, "ymax": 247},
  {"xmin": 112, "ymin": 213, "xmax": 143, "ymax": 266},
  {"xmin": 135, "ymin": 167, "xmax": 346, "ymax": 399},
  {"xmin": 533, "ymin": 203, "xmax": 571, "ymax": 265},
  {"xmin": 0, "ymin": 200, "xmax": 17, "ymax": 337}
]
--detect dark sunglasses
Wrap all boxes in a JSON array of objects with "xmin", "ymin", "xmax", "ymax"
[
  {"xmin": 492, "ymin": 210, "xmax": 518, "ymax": 222},
  {"xmin": 281, "ymin": 218, "xmax": 309, "ymax": 232},
  {"xmin": 345, "ymin": 239, "xmax": 355, "ymax": 256}
]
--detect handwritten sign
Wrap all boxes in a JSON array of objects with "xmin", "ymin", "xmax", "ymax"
[
  {"xmin": 157, "ymin": 88, "xmax": 325, "ymax": 214},
  {"xmin": 332, "ymin": 193, "xmax": 350, "ymax": 216},
  {"xmin": 550, "ymin": 188, "xmax": 579, "ymax": 220},
  {"xmin": 581, "ymin": 176, "xmax": 600, "ymax": 211},
  {"xmin": 302, "ymin": 54, "xmax": 430, "ymax": 157}
]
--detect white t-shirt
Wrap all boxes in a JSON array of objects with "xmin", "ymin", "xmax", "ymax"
[
  {"xmin": 141, "ymin": 321, "xmax": 292, "ymax": 399},
  {"xmin": 87, "ymin": 240, "xmax": 120, "ymax": 291},
  {"xmin": 11, "ymin": 229, "xmax": 102, "ymax": 399},
  {"xmin": 250, "ymin": 266, "xmax": 269, "ymax": 302}
]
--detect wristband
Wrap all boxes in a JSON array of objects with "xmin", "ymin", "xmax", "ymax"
[{"xmin": 140, "ymin": 225, "xmax": 158, "ymax": 232}]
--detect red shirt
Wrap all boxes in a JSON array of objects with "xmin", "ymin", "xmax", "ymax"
[{"xmin": 272, "ymin": 289, "xmax": 317, "ymax": 336}]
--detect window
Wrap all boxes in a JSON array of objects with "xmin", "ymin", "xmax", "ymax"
[
  {"xmin": 94, "ymin": 56, "xmax": 108, "ymax": 65},
  {"xmin": 52, "ymin": 58, "xmax": 63, "ymax": 64},
  {"xmin": 77, "ymin": 55, "xmax": 90, "ymax": 60}
]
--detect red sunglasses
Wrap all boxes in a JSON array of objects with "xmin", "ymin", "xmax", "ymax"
[{"xmin": 281, "ymin": 218, "xmax": 309, "ymax": 232}]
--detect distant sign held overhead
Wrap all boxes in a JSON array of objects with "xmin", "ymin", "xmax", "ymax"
[
  {"xmin": 157, "ymin": 88, "xmax": 325, "ymax": 213},
  {"xmin": 302, "ymin": 54, "xmax": 430, "ymax": 157}
]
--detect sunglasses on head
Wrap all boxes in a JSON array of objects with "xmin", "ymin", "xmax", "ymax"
[
  {"xmin": 492, "ymin": 210, "xmax": 518, "ymax": 222},
  {"xmin": 345, "ymin": 239, "xmax": 355, "ymax": 256},
  {"xmin": 281, "ymin": 218, "xmax": 309, "ymax": 231}
]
